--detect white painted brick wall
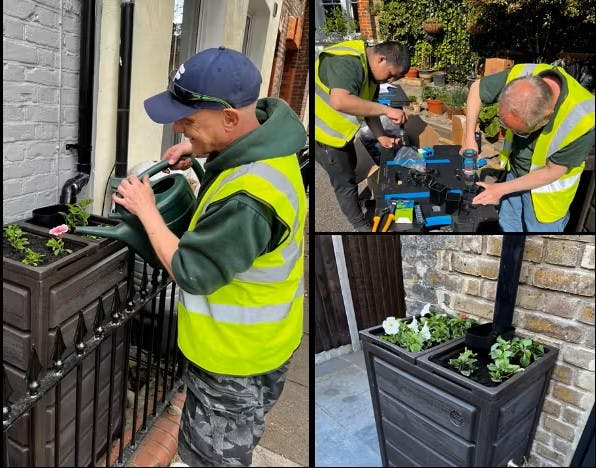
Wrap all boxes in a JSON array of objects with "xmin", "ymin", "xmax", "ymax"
[{"xmin": 3, "ymin": 0, "xmax": 82, "ymax": 224}]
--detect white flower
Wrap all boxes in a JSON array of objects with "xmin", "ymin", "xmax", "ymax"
[
  {"xmin": 420, "ymin": 303, "xmax": 432, "ymax": 316},
  {"xmin": 408, "ymin": 316, "xmax": 419, "ymax": 333},
  {"xmin": 421, "ymin": 322, "xmax": 431, "ymax": 341},
  {"xmin": 382, "ymin": 316, "xmax": 401, "ymax": 335}
]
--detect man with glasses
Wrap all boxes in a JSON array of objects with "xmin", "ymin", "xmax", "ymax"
[
  {"xmin": 315, "ymin": 40, "xmax": 410, "ymax": 231},
  {"xmin": 112, "ymin": 47, "xmax": 307, "ymax": 466},
  {"xmin": 463, "ymin": 64, "xmax": 595, "ymax": 232}
]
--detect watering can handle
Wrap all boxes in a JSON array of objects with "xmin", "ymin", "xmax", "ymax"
[{"xmin": 137, "ymin": 155, "xmax": 204, "ymax": 183}]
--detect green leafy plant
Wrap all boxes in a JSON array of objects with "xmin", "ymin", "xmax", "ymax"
[
  {"xmin": 368, "ymin": 0, "xmax": 384, "ymax": 16},
  {"xmin": 381, "ymin": 311, "xmax": 477, "ymax": 352},
  {"xmin": 412, "ymin": 41, "xmax": 433, "ymax": 69},
  {"xmin": 478, "ymin": 102, "xmax": 501, "ymax": 138},
  {"xmin": 319, "ymin": 7, "xmax": 358, "ymax": 40},
  {"xmin": 22, "ymin": 248, "xmax": 44, "ymax": 267},
  {"xmin": 3, "ymin": 224, "xmax": 29, "ymax": 252},
  {"xmin": 485, "ymin": 335, "xmax": 543, "ymax": 383},
  {"xmin": 60, "ymin": 198, "xmax": 93, "ymax": 231},
  {"xmin": 46, "ymin": 237, "xmax": 72, "ymax": 256},
  {"xmin": 408, "ymin": 95, "xmax": 418, "ymax": 103},
  {"xmin": 444, "ymin": 85, "xmax": 468, "ymax": 108},
  {"xmin": 487, "ymin": 358, "xmax": 523, "ymax": 383},
  {"xmin": 449, "ymin": 347, "xmax": 479, "ymax": 377},
  {"xmin": 421, "ymin": 84, "xmax": 447, "ymax": 101},
  {"xmin": 510, "ymin": 337, "xmax": 545, "ymax": 368}
]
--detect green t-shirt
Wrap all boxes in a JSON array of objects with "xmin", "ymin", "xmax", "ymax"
[
  {"xmin": 479, "ymin": 69, "xmax": 594, "ymax": 177},
  {"xmin": 319, "ymin": 54, "xmax": 368, "ymax": 96}
]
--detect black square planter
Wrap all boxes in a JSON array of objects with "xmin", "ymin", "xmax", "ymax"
[
  {"xmin": 363, "ymin": 335, "xmax": 558, "ymax": 467},
  {"xmin": 3, "ymin": 219, "xmax": 129, "ymax": 467}
]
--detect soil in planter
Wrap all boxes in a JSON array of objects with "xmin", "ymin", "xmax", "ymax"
[
  {"xmin": 3, "ymin": 232, "xmax": 85, "ymax": 267},
  {"xmin": 430, "ymin": 344, "xmax": 549, "ymax": 387}
]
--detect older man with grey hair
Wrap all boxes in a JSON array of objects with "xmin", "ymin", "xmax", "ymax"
[{"xmin": 463, "ymin": 64, "xmax": 594, "ymax": 232}]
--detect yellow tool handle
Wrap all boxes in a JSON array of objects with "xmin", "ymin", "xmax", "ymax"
[
  {"xmin": 372, "ymin": 216, "xmax": 381, "ymax": 232},
  {"xmin": 381, "ymin": 214, "xmax": 395, "ymax": 232}
]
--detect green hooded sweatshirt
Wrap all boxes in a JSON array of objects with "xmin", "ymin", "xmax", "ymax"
[{"xmin": 171, "ymin": 97, "xmax": 306, "ymax": 295}]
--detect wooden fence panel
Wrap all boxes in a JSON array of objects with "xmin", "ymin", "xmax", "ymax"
[
  {"xmin": 314, "ymin": 235, "xmax": 407, "ymax": 354},
  {"xmin": 342, "ymin": 235, "xmax": 407, "ymax": 330},
  {"xmin": 314, "ymin": 235, "xmax": 350, "ymax": 353}
]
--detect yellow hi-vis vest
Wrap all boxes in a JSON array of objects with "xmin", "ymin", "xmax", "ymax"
[
  {"xmin": 498, "ymin": 63, "xmax": 595, "ymax": 223},
  {"xmin": 177, "ymin": 154, "xmax": 306, "ymax": 376},
  {"xmin": 315, "ymin": 40, "xmax": 378, "ymax": 147}
]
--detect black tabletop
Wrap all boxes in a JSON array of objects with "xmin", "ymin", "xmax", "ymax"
[{"xmin": 374, "ymin": 145, "xmax": 501, "ymax": 233}]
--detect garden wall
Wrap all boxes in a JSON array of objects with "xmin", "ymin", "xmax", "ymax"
[
  {"xmin": 3, "ymin": 0, "xmax": 85, "ymax": 223},
  {"xmin": 400, "ymin": 235, "xmax": 595, "ymax": 467}
]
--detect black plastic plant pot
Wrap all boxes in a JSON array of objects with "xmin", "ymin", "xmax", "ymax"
[
  {"xmin": 359, "ymin": 314, "xmax": 465, "ymax": 365},
  {"xmin": 465, "ymin": 322, "xmax": 515, "ymax": 352},
  {"xmin": 363, "ymin": 336, "xmax": 558, "ymax": 467},
  {"xmin": 31, "ymin": 204, "xmax": 70, "ymax": 228}
]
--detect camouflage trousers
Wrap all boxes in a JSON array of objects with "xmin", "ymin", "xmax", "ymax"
[{"xmin": 177, "ymin": 360, "xmax": 290, "ymax": 467}]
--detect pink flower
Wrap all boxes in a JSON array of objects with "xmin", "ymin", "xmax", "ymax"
[
  {"xmin": 49, "ymin": 224, "xmax": 69, "ymax": 236},
  {"xmin": 460, "ymin": 313, "xmax": 469, "ymax": 319}
]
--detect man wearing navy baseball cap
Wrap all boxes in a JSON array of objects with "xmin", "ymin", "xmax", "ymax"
[{"xmin": 113, "ymin": 47, "xmax": 307, "ymax": 467}]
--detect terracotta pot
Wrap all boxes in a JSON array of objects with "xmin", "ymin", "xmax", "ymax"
[
  {"xmin": 426, "ymin": 98, "xmax": 444, "ymax": 115},
  {"xmin": 405, "ymin": 67, "xmax": 419, "ymax": 78}
]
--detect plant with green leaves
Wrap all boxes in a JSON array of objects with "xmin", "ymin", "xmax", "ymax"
[
  {"xmin": 3, "ymin": 224, "xmax": 29, "ymax": 252},
  {"xmin": 421, "ymin": 84, "xmax": 447, "ymax": 101},
  {"xmin": 412, "ymin": 41, "xmax": 433, "ymax": 69},
  {"xmin": 381, "ymin": 315, "xmax": 431, "ymax": 353},
  {"xmin": 444, "ymin": 85, "xmax": 469, "ymax": 108},
  {"xmin": 60, "ymin": 198, "xmax": 93, "ymax": 231},
  {"xmin": 46, "ymin": 238, "xmax": 72, "ymax": 256},
  {"xmin": 22, "ymin": 248, "xmax": 44, "ymax": 267},
  {"xmin": 319, "ymin": 7, "xmax": 358, "ymax": 40},
  {"xmin": 487, "ymin": 358, "xmax": 524, "ymax": 383},
  {"xmin": 478, "ymin": 102, "xmax": 501, "ymax": 138},
  {"xmin": 448, "ymin": 313, "xmax": 476, "ymax": 338},
  {"xmin": 510, "ymin": 336, "xmax": 545, "ymax": 368},
  {"xmin": 449, "ymin": 347, "xmax": 479, "ymax": 377}
]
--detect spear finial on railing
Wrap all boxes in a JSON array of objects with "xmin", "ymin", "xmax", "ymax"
[
  {"xmin": 75, "ymin": 311, "xmax": 88, "ymax": 355},
  {"xmin": 26, "ymin": 346, "xmax": 42, "ymax": 396},
  {"xmin": 51, "ymin": 327, "xmax": 67, "ymax": 371},
  {"xmin": 94, "ymin": 296, "xmax": 106, "ymax": 337},
  {"xmin": 111, "ymin": 285, "xmax": 121, "ymax": 323}
]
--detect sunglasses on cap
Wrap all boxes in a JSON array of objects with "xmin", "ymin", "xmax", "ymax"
[{"xmin": 168, "ymin": 77, "xmax": 233, "ymax": 109}]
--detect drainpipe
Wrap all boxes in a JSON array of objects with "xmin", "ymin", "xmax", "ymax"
[
  {"xmin": 62, "ymin": 0, "xmax": 95, "ymax": 203},
  {"xmin": 114, "ymin": 0, "xmax": 135, "ymax": 179},
  {"xmin": 492, "ymin": 235, "xmax": 526, "ymax": 334}
]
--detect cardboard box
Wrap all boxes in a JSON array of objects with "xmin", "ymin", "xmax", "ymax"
[
  {"xmin": 484, "ymin": 58, "xmax": 514, "ymax": 76},
  {"xmin": 451, "ymin": 115, "xmax": 467, "ymax": 146}
]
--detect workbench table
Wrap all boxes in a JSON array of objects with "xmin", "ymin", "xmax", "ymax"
[{"xmin": 374, "ymin": 145, "xmax": 501, "ymax": 233}]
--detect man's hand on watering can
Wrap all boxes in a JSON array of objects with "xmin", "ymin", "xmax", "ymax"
[
  {"xmin": 162, "ymin": 140, "xmax": 194, "ymax": 172},
  {"xmin": 112, "ymin": 175, "xmax": 156, "ymax": 217}
]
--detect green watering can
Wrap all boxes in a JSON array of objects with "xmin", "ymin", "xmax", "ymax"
[{"xmin": 75, "ymin": 157, "xmax": 204, "ymax": 268}]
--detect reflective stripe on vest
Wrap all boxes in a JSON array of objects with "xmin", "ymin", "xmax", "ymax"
[
  {"xmin": 180, "ymin": 277, "xmax": 304, "ymax": 324},
  {"xmin": 497, "ymin": 64, "xmax": 595, "ymax": 222},
  {"xmin": 315, "ymin": 40, "xmax": 377, "ymax": 147},
  {"xmin": 177, "ymin": 154, "xmax": 305, "ymax": 375}
]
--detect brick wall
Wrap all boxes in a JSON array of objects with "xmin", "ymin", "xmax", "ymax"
[
  {"xmin": 3, "ymin": 0, "xmax": 83, "ymax": 224},
  {"xmin": 358, "ymin": 0, "xmax": 374, "ymax": 41},
  {"xmin": 401, "ymin": 235, "xmax": 595, "ymax": 467},
  {"xmin": 269, "ymin": 0, "xmax": 308, "ymax": 120}
]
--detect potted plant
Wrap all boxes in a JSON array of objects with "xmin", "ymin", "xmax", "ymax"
[
  {"xmin": 413, "ymin": 41, "xmax": 433, "ymax": 82},
  {"xmin": 444, "ymin": 85, "xmax": 468, "ymax": 119},
  {"xmin": 407, "ymin": 95, "xmax": 421, "ymax": 113},
  {"xmin": 423, "ymin": 17, "xmax": 443, "ymax": 34},
  {"xmin": 405, "ymin": 67, "xmax": 419, "ymax": 79},
  {"xmin": 478, "ymin": 102, "xmax": 503, "ymax": 141},
  {"xmin": 422, "ymin": 84, "xmax": 446, "ymax": 115}
]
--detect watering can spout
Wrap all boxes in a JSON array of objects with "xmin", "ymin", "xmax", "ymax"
[{"xmin": 75, "ymin": 223, "xmax": 161, "ymax": 268}]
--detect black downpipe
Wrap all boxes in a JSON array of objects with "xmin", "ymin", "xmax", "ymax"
[
  {"xmin": 115, "ymin": 1, "xmax": 135, "ymax": 179},
  {"xmin": 492, "ymin": 235, "xmax": 526, "ymax": 334},
  {"xmin": 60, "ymin": 0, "xmax": 95, "ymax": 203}
]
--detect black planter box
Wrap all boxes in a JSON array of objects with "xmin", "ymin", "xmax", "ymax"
[
  {"xmin": 3, "ymin": 219, "xmax": 128, "ymax": 466},
  {"xmin": 363, "ymin": 336, "xmax": 558, "ymax": 467}
]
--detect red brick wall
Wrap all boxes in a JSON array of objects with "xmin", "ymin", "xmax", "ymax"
[
  {"xmin": 358, "ymin": 0, "xmax": 374, "ymax": 40},
  {"xmin": 268, "ymin": 0, "xmax": 308, "ymax": 120}
]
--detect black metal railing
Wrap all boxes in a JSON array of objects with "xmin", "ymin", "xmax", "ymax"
[{"xmin": 2, "ymin": 248, "xmax": 186, "ymax": 467}]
